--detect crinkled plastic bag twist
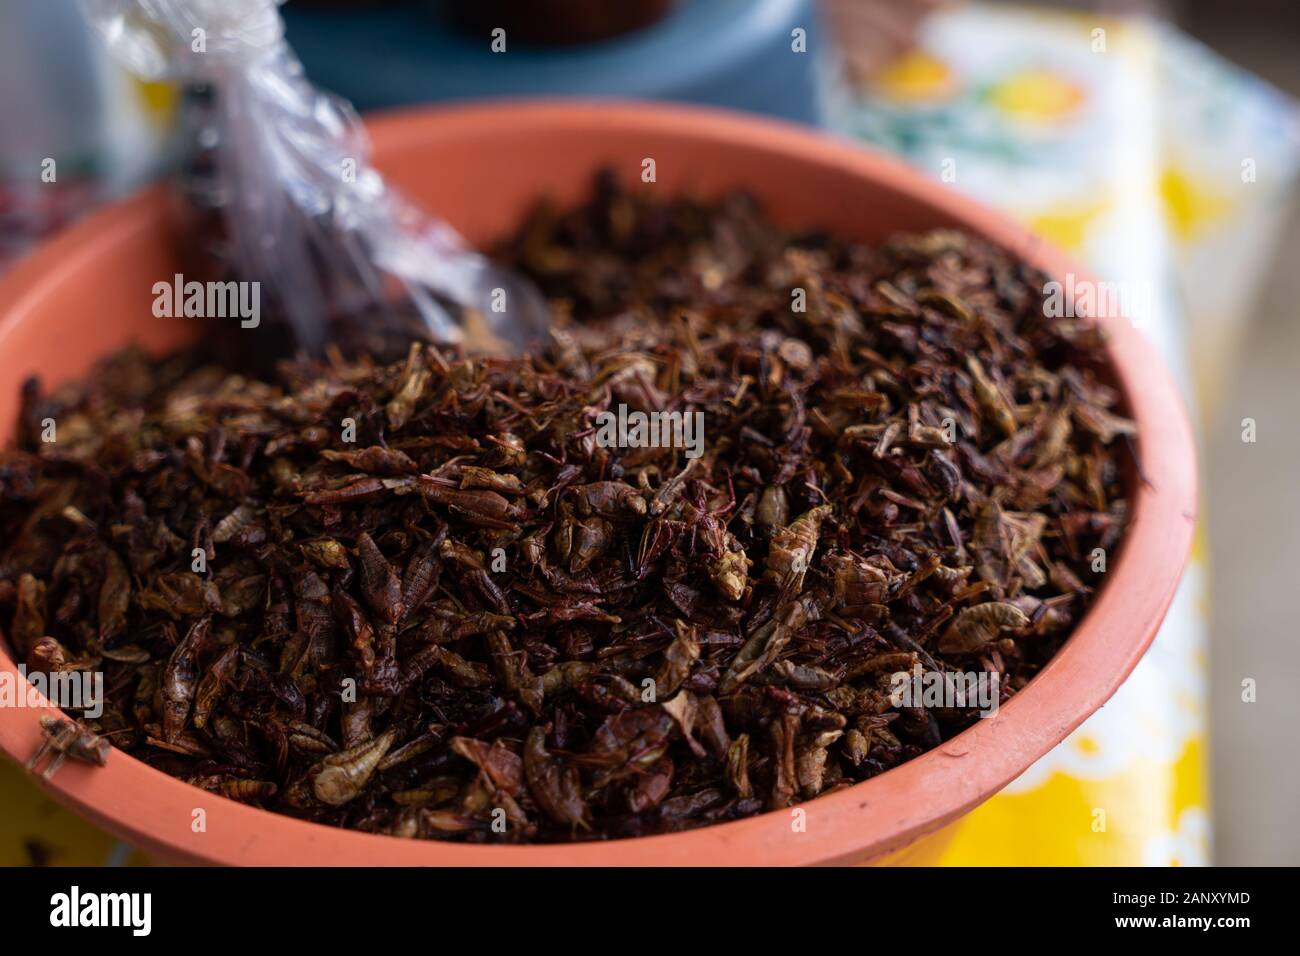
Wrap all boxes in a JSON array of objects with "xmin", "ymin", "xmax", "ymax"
[{"xmin": 81, "ymin": 0, "xmax": 547, "ymax": 354}]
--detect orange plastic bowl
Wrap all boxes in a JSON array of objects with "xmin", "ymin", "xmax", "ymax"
[{"xmin": 0, "ymin": 102, "xmax": 1196, "ymax": 866}]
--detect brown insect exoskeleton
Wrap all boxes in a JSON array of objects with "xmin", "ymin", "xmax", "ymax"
[{"xmin": 25, "ymin": 715, "xmax": 110, "ymax": 780}]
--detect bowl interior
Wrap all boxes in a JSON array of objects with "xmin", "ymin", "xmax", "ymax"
[{"xmin": 0, "ymin": 101, "xmax": 1196, "ymax": 866}]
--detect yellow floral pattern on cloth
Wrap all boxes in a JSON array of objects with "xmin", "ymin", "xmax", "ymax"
[
  {"xmin": 873, "ymin": 51, "xmax": 958, "ymax": 103},
  {"xmin": 986, "ymin": 69, "xmax": 1087, "ymax": 124},
  {"xmin": 1159, "ymin": 166, "xmax": 1232, "ymax": 244},
  {"xmin": 1025, "ymin": 201, "xmax": 1110, "ymax": 256},
  {"xmin": 826, "ymin": 2, "xmax": 1298, "ymax": 866}
]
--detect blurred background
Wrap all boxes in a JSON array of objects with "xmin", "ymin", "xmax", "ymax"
[
  {"xmin": 1181, "ymin": 0, "xmax": 1300, "ymax": 868},
  {"xmin": 0, "ymin": 0, "xmax": 1295, "ymax": 865}
]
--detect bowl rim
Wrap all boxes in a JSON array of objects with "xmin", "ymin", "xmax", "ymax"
[{"xmin": 0, "ymin": 99, "xmax": 1197, "ymax": 866}]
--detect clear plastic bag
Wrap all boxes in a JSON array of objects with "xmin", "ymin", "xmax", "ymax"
[{"xmin": 80, "ymin": 0, "xmax": 547, "ymax": 356}]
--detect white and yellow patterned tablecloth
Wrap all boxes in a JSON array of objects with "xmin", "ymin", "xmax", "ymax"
[{"xmin": 824, "ymin": 2, "xmax": 1300, "ymax": 865}]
